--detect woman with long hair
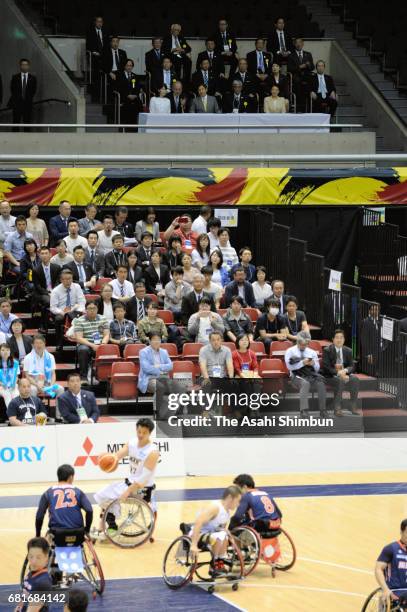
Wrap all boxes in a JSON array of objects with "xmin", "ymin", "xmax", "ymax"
[
  {"xmin": 209, "ymin": 249, "xmax": 230, "ymax": 287},
  {"xmin": 20, "ymin": 239, "xmax": 40, "ymax": 294},
  {"xmin": 0, "ymin": 343, "xmax": 20, "ymax": 407},
  {"xmin": 191, "ymin": 233, "xmax": 210, "ymax": 270},
  {"xmin": 26, "ymin": 203, "xmax": 49, "ymax": 247}
]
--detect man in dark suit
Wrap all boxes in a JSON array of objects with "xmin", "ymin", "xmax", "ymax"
[
  {"xmin": 136, "ymin": 232, "xmax": 157, "ymax": 268},
  {"xmin": 126, "ymin": 282, "xmax": 152, "ymax": 323},
  {"xmin": 102, "ymin": 36, "xmax": 127, "ymax": 86},
  {"xmin": 113, "ymin": 205, "xmax": 135, "ymax": 239},
  {"xmin": 114, "ymin": 59, "xmax": 142, "ymax": 126},
  {"xmin": 162, "ymin": 24, "xmax": 192, "ymax": 81},
  {"xmin": 224, "ymin": 267, "xmax": 256, "ymax": 308},
  {"xmin": 104, "ymin": 234, "xmax": 128, "ymax": 277},
  {"xmin": 84, "ymin": 230, "xmax": 105, "ymax": 277},
  {"xmin": 267, "ymin": 17, "xmax": 294, "ymax": 68},
  {"xmin": 287, "ymin": 38, "xmax": 315, "ymax": 111},
  {"xmin": 57, "ymin": 372, "xmax": 100, "ymax": 424},
  {"xmin": 151, "ymin": 57, "xmax": 177, "ymax": 93},
  {"xmin": 33, "ymin": 246, "xmax": 61, "ymax": 331},
  {"xmin": 191, "ymin": 59, "xmax": 220, "ymax": 96},
  {"xmin": 360, "ymin": 303, "xmax": 388, "ymax": 376},
  {"xmin": 180, "ymin": 275, "xmax": 216, "ymax": 325},
  {"xmin": 67, "ymin": 246, "xmax": 96, "ymax": 292},
  {"xmin": 49, "ymin": 200, "xmax": 74, "ymax": 246},
  {"xmin": 266, "ymin": 280, "xmax": 294, "ymax": 314},
  {"xmin": 267, "ymin": 62, "xmax": 290, "ymax": 99},
  {"xmin": 86, "ymin": 15, "xmax": 109, "ymax": 99},
  {"xmin": 229, "ymin": 58, "xmax": 258, "ymax": 96},
  {"xmin": 310, "ymin": 60, "xmax": 338, "ymax": 117},
  {"xmin": 222, "ymin": 80, "xmax": 258, "ymax": 113},
  {"xmin": 9, "ymin": 59, "xmax": 37, "ymax": 130},
  {"xmin": 247, "ymin": 38, "xmax": 273, "ymax": 80},
  {"xmin": 322, "ymin": 329, "xmax": 360, "ymax": 417},
  {"xmin": 196, "ymin": 38, "xmax": 225, "ymax": 78},
  {"xmin": 214, "ymin": 19, "xmax": 238, "ymax": 74},
  {"xmin": 167, "ymin": 80, "xmax": 188, "ymax": 113},
  {"xmin": 145, "ymin": 37, "xmax": 165, "ymax": 75}
]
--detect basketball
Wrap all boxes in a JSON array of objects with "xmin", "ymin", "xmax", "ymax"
[{"xmin": 98, "ymin": 453, "xmax": 118, "ymax": 473}]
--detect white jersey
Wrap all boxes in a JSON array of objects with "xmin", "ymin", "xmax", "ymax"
[
  {"xmin": 127, "ymin": 439, "xmax": 156, "ymax": 486},
  {"xmin": 200, "ymin": 501, "xmax": 230, "ymax": 534}
]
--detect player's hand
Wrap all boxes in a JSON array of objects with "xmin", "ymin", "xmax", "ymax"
[
  {"xmin": 119, "ymin": 489, "xmax": 131, "ymax": 502},
  {"xmin": 189, "ymin": 544, "xmax": 199, "ymax": 558}
]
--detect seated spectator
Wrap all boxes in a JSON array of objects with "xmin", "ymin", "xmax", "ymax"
[
  {"xmin": 246, "ymin": 38, "xmax": 273, "ymax": 90},
  {"xmin": 7, "ymin": 378, "xmax": 48, "ymax": 426},
  {"xmin": 230, "ymin": 247, "xmax": 256, "ymax": 283},
  {"xmin": 224, "ymin": 267, "xmax": 256, "ymax": 308},
  {"xmin": 0, "ymin": 200, "xmax": 16, "ymax": 277},
  {"xmin": 4, "ymin": 215, "xmax": 33, "ymax": 273},
  {"xmin": 163, "ymin": 234, "xmax": 183, "ymax": 269},
  {"xmin": 7, "ymin": 319, "xmax": 32, "ymax": 364},
  {"xmin": 191, "ymin": 233, "xmax": 210, "ymax": 270},
  {"xmin": 102, "ymin": 35, "xmax": 127, "ymax": 83},
  {"xmin": 26, "ymin": 204, "xmax": 48, "ymax": 247},
  {"xmin": 164, "ymin": 215, "xmax": 198, "ymax": 255},
  {"xmin": 0, "ymin": 298, "xmax": 17, "ymax": 338},
  {"xmin": 145, "ymin": 37, "xmax": 164, "ymax": 75},
  {"xmin": 135, "ymin": 207, "xmax": 160, "ymax": 243},
  {"xmin": 109, "ymin": 302, "xmax": 139, "ymax": 354},
  {"xmin": 20, "ymin": 238, "xmax": 40, "ymax": 294},
  {"xmin": 223, "ymin": 296, "xmax": 254, "ymax": 342},
  {"xmin": 188, "ymin": 297, "xmax": 224, "ymax": 344},
  {"xmin": 267, "ymin": 62, "xmax": 289, "ymax": 99},
  {"xmin": 136, "ymin": 231, "xmax": 156, "ymax": 269},
  {"xmin": 50, "ymin": 239, "xmax": 74, "ymax": 268},
  {"xmin": 126, "ymin": 250, "xmax": 143, "ymax": 285},
  {"xmin": 33, "ymin": 247, "xmax": 61, "ymax": 331},
  {"xmin": 214, "ymin": 19, "xmax": 238, "ymax": 73},
  {"xmin": 180, "ymin": 274, "xmax": 216, "ymax": 325},
  {"xmin": 67, "ymin": 246, "xmax": 97, "ymax": 293},
  {"xmin": 222, "ymin": 80, "xmax": 257, "ymax": 113},
  {"xmin": 269, "ymin": 279, "xmax": 292, "ymax": 314},
  {"xmin": 282, "ymin": 296, "xmax": 309, "ymax": 341},
  {"xmin": 255, "ymin": 298, "xmax": 287, "ymax": 353},
  {"xmin": 23, "ymin": 334, "xmax": 64, "ymax": 398},
  {"xmin": 191, "ymin": 205, "xmax": 212, "ymax": 235},
  {"xmin": 95, "ymin": 283, "xmax": 119, "ymax": 321},
  {"xmin": 50, "ymin": 269, "xmax": 86, "ymax": 352},
  {"xmin": 85, "ymin": 230, "xmax": 105, "ymax": 277},
  {"xmin": 264, "ymin": 85, "xmax": 289, "ymax": 113},
  {"xmin": 232, "ymin": 333, "xmax": 260, "ymax": 378},
  {"xmin": 49, "ymin": 200, "xmax": 72, "ymax": 246},
  {"xmin": 202, "ymin": 266, "xmax": 223, "ymax": 308},
  {"xmin": 322, "ymin": 329, "xmax": 359, "ymax": 417},
  {"xmin": 266, "ymin": 17, "xmax": 294, "ymax": 67},
  {"xmin": 196, "ymin": 37, "xmax": 225, "ymax": 78},
  {"xmin": 189, "ymin": 83, "xmax": 221, "ymax": 113},
  {"xmin": 143, "ymin": 251, "xmax": 171, "ymax": 297},
  {"xmin": 126, "ymin": 282, "xmax": 152, "ymax": 323},
  {"xmin": 78, "ymin": 203, "xmax": 103, "ymax": 237},
  {"xmin": 310, "ymin": 60, "xmax": 337, "ymax": 117},
  {"xmin": 252, "ymin": 265, "xmax": 272, "ymax": 308},
  {"xmin": 229, "ymin": 58, "xmax": 257, "ymax": 97},
  {"xmin": 207, "ymin": 217, "xmax": 223, "ymax": 250},
  {"xmin": 191, "ymin": 59, "xmax": 220, "ymax": 97},
  {"xmin": 181, "ymin": 252, "xmax": 201, "ymax": 285},
  {"xmin": 151, "ymin": 57, "xmax": 177, "ymax": 92},
  {"xmin": 162, "ymin": 23, "xmax": 192, "ymax": 81},
  {"xmin": 57, "ymin": 372, "xmax": 100, "ymax": 424},
  {"xmin": 64, "ymin": 220, "xmax": 88, "ymax": 254},
  {"xmin": 285, "ymin": 331, "xmax": 327, "ymax": 417},
  {"xmin": 97, "ymin": 216, "xmax": 120, "ymax": 254},
  {"xmin": 217, "ymin": 228, "xmax": 238, "ymax": 273},
  {"xmin": 149, "ymin": 85, "xmax": 171, "ymax": 114},
  {"xmin": 199, "ymin": 331, "xmax": 234, "ymax": 397},
  {"xmin": 209, "ymin": 249, "xmax": 230, "ymax": 287},
  {"xmin": 138, "ymin": 333, "xmax": 175, "ymax": 414},
  {"xmin": 164, "ymin": 266, "xmax": 192, "ymax": 317},
  {"xmin": 137, "ymin": 302, "xmax": 168, "ymax": 344},
  {"xmin": 72, "ymin": 301, "xmax": 110, "ymax": 383},
  {"xmin": 109, "ymin": 265, "xmax": 135, "ymax": 302},
  {"xmin": 0, "ymin": 343, "xmax": 20, "ymax": 407},
  {"xmin": 114, "ymin": 205, "xmax": 134, "ymax": 240},
  {"xmin": 105, "ymin": 234, "xmax": 128, "ymax": 277},
  {"xmin": 167, "ymin": 80, "xmax": 189, "ymax": 114}
]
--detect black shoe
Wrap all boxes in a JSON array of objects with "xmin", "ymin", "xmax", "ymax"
[
  {"xmin": 300, "ymin": 410, "xmax": 310, "ymax": 417},
  {"xmin": 320, "ymin": 410, "xmax": 329, "ymax": 419}
]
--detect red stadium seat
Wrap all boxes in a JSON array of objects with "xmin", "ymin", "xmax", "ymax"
[
  {"xmin": 85, "ymin": 293, "xmax": 99, "ymax": 302},
  {"xmin": 223, "ymin": 342, "xmax": 236, "ymax": 353},
  {"xmin": 182, "ymin": 343, "xmax": 204, "ymax": 360},
  {"xmin": 159, "ymin": 343, "xmax": 178, "ymax": 357},
  {"xmin": 250, "ymin": 341, "xmax": 267, "ymax": 359},
  {"xmin": 157, "ymin": 310, "xmax": 174, "ymax": 324},
  {"xmin": 217, "ymin": 308, "xmax": 227, "ymax": 317},
  {"xmin": 146, "ymin": 293, "xmax": 159, "ymax": 304},
  {"xmin": 259, "ymin": 358, "xmax": 289, "ymax": 394},
  {"xmin": 110, "ymin": 362, "xmax": 138, "ymax": 401},
  {"xmin": 171, "ymin": 360, "xmax": 196, "ymax": 385},
  {"xmin": 243, "ymin": 307, "xmax": 259, "ymax": 322},
  {"xmin": 94, "ymin": 277, "xmax": 112, "ymax": 292},
  {"xmin": 308, "ymin": 340, "xmax": 322, "ymax": 355},
  {"xmin": 94, "ymin": 344, "xmax": 121, "ymax": 382},
  {"xmin": 269, "ymin": 340, "xmax": 292, "ymax": 358},
  {"xmin": 123, "ymin": 344, "xmax": 146, "ymax": 362}
]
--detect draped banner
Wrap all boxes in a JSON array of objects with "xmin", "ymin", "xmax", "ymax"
[{"xmin": 0, "ymin": 167, "xmax": 407, "ymax": 206}]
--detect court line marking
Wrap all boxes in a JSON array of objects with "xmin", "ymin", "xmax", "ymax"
[
  {"xmin": 297, "ymin": 556, "xmax": 372, "ymax": 575},
  {"xmin": 243, "ymin": 583, "xmax": 366, "ymax": 599}
]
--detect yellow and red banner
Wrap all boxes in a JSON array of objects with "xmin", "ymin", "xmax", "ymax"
[{"xmin": 1, "ymin": 167, "xmax": 407, "ymax": 206}]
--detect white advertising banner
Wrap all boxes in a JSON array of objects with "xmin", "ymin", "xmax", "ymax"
[{"xmin": 0, "ymin": 425, "xmax": 58, "ymax": 483}]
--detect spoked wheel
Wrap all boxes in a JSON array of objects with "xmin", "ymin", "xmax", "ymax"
[
  {"xmin": 273, "ymin": 528, "xmax": 297, "ymax": 571},
  {"xmin": 103, "ymin": 497, "xmax": 155, "ymax": 548},
  {"xmin": 224, "ymin": 533, "xmax": 245, "ymax": 581},
  {"xmin": 231, "ymin": 526, "xmax": 261, "ymax": 576},
  {"xmin": 361, "ymin": 588, "xmax": 391, "ymax": 612},
  {"xmin": 163, "ymin": 536, "xmax": 196, "ymax": 589},
  {"xmin": 81, "ymin": 537, "xmax": 105, "ymax": 594}
]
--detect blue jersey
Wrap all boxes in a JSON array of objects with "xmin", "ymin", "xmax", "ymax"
[
  {"xmin": 233, "ymin": 489, "xmax": 282, "ymax": 524},
  {"xmin": 36, "ymin": 484, "xmax": 93, "ymax": 532},
  {"xmin": 21, "ymin": 568, "xmax": 52, "ymax": 612},
  {"xmin": 378, "ymin": 541, "xmax": 407, "ymax": 592}
]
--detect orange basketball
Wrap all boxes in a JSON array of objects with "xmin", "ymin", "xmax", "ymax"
[{"xmin": 98, "ymin": 453, "xmax": 118, "ymax": 473}]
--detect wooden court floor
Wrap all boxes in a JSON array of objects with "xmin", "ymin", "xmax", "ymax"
[{"xmin": 2, "ymin": 471, "xmax": 407, "ymax": 611}]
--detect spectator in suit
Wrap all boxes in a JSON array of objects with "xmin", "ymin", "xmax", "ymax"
[
  {"xmin": 264, "ymin": 85, "xmax": 289, "ymax": 113},
  {"xmin": 269, "ymin": 279, "xmax": 292, "ymax": 314},
  {"xmin": 267, "ymin": 17, "xmax": 294, "ymax": 68},
  {"xmin": 162, "ymin": 23, "xmax": 192, "ymax": 81},
  {"xmin": 151, "ymin": 57, "xmax": 177, "ymax": 92},
  {"xmin": 222, "ymin": 81, "xmax": 257, "ymax": 113},
  {"xmin": 9, "ymin": 59, "xmax": 37, "ymax": 129},
  {"xmin": 189, "ymin": 84, "xmax": 221, "ymax": 113},
  {"xmin": 136, "ymin": 231, "xmax": 157, "ymax": 269},
  {"xmin": 49, "ymin": 201, "xmax": 73, "ymax": 246},
  {"xmin": 163, "ymin": 234, "xmax": 183, "ymax": 269},
  {"xmin": 95, "ymin": 283, "xmax": 119, "ymax": 321},
  {"xmin": 86, "ymin": 16, "xmax": 109, "ymax": 100},
  {"xmin": 67, "ymin": 246, "xmax": 97, "ymax": 292},
  {"xmin": 20, "ymin": 238, "xmax": 40, "ymax": 293},
  {"xmin": 114, "ymin": 60, "xmax": 142, "ymax": 127},
  {"xmin": 72, "ymin": 301, "xmax": 110, "ymax": 383},
  {"xmin": 145, "ymin": 37, "xmax": 165, "ymax": 75},
  {"xmin": 191, "ymin": 59, "xmax": 219, "ymax": 96},
  {"xmin": 310, "ymin": 60, "xmax": 338, "ymax": 117},
  {"xmin": 78, "ymin": 204, "xmax": 103, "ymax": 237},
  {"xmin": 102, "ymin": 36, "xmax": 127, "ymax": 83},
  {"xmin": 143, "ymin": 251, "xmax": 171, "ymax": 297},
  {"xmin": 224, "ymin": 267, "xmax": 256, "ymax": 308},
  {"xmin": 322, "ymin": 329, "xmax": 360, "ymax": 416},
  {"xmin": 113, "ymin": 206, "xmax": 134, "ymax": 239},
  {"xmin": 223, "ymin": 296, "xmax": 254, "ymax": 342},
  {"xmin": 84, "ymin": 230, "xmax": 105, "ymax": 277},
  {"xmin": 32, "ymin": 246, "xmax": 61, "ymax": 331},
  {"xmin": 126, "ymin": 282, "xmax": 152, "ymax": 323},
  {"xmin": 247, "ymin": 38, "xmax": 272, "ymax": 101},
  {"xmin": 168, "ymin": 80, "xmax": 188, "ymax": 113},
  {"xmin": 230, "ymin": 247, "xmax": 256, "ymax": 282},
  {"xmin": 360, "ymin": 303, "xmax": 385, "ymax": 374},
  {"xmin": 287, "ymin": 38, "xmax": 314, "ymax": 111},
  {"xmin": 58, "ymin": 372, "xmax": 100, "ymax": 423},
  {"xmin": 267, "ymin": 63, "xmax": 289, "ymax": 99},
  {"xmin": 180, "ymin": 274, "xmax": 216, "ymax": 325},
  {"xmin": 149, "ymin": 85, "xmax": 171, "ymax": 114},
  {"xmin": 214, "ymin": 19, "xmax": 238, "ymax": 74},
  {"xmin": 104, "ymin": 234, "xmax": 128, "ymax": 277},
  {"xmin": 196, "ymin": 38, "xmax": 225, "ymax": 78},
  {"xmin": 230, "ymin": 58, "xmax": 257, "ymax": 96},
  {"xmin": 135, "ymin": 207, "xmax": 160, "ymax": 242},
  {"xmin": 126, "ymin": 250, "xmax": 144, "ymax": 286},
  {"xmin": 7, "ymin": 319, "xmax": 32, "ymax": 364}
]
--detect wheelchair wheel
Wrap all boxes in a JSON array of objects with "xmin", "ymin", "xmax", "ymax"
[
  {"xmin": 103, "ymin": 496, "xmax": 155, "ymax": 548},
  {"xmin": 274, "ymin": 528, "xmax": 297, "ymax": 571},
  {"xmin": 20, "ymin": 556, "xmax": 29, "ymax": 588},
  {"xmin": 361, "ymin": 588, "xmax": 391, "ymax": 612},
  {"xmin": 81, "ymin": 537, "xmax": 105, "ymax": 595},
  {"xmin": 225, "ymin": 533, "xmax": 245, "ymax": 580},
  {"xmin": 231, "ymin": 526, "xmax": 261, "ymax": 577},
  {"xmin": 163, "ymin": 535, "xmax": 196, "ymax": 589}
]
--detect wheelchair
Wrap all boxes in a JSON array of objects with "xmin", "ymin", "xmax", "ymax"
[
  {"xmin": 20, "ymin": 528, "xmax": 104, "ymax": 597},
  {"xmin": 162, "ymin": 523, "xmax": 244, "ymax": 593},
  {"xmin": 101, "ymin": 492, "xmax": 156, "ymax": 548},
  {"xmin": 362, "ymin": 588, "xmax": 407, "ymax": 611},
  {"xmin": 231, "ymin": 523, "xmax": 296, "ymax": 577}
]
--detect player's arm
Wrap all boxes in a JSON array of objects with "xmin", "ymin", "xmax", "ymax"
[
  {"xmin": 79, "ymin": 491, "xmax": 94, "ymax": 533},
  {"xmin": 229, "ymin": 494, "xmax": 250, "ymax": 529},
  {"xmin": 120, "ymin": 450, "xmax": 160, "ymax": 500},
  {"xmin": 35, "ymin": 492, "xmax": 49, "ymax": 537},
  {"xmin": 115, "ymin": 443, "xmax": 129, "ymax": 461},
  {"xmin": 190, "ymin": 504, "xmax": 218, "ymax": 555},
  {"xmin": 375, "ymin": 544, "xmax": 395, "ymax": 599}
]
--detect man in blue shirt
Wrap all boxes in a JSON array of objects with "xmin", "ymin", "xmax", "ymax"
[
  {"xmin": 19, "ymin": 537, "xmax": 53, "ymax": 612},
  {"xmin": 230, "ymin": 473, "xmax": 282, "ymax": 532},
  {"xmin": 0, "ymin": 297, "xmax": 17, "ymax": 337},
  {"xmin": 375, "ymin": 519, "xmax": 407, "ymax": 604},
  {"xmin": 4, "ymin": 215, "xmax": 33, "ymax": 272}
]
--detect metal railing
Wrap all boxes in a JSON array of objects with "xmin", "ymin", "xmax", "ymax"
[
  {"xmin": 0, "ymin": 123, "xmax": 363, "ymax": 132},
  {"xmin": 0, "ymin": 99, "xmax": 72, "ymax": 114}
]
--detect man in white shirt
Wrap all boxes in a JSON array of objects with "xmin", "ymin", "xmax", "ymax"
[
  {"xmin": 64, "ymin": 219, "xmax": 88, "ymax": 253},
  {"xmin": 311, "ymin": 60, "xmax": 338, "ymax": 117},
  {"xmin": 23, "ymin": 334, "xmax": 64, "ymax": 397},
  {"xmin": 109, "ymin": 264, "xmax": 135, "ymax": 302},
  {"xmin": 97, "ymin": 216, "xmax": 120, "ymax": 254},
  {"xmin": 0, "ymin": 200, "xmax": 16, "ymax": 276},
  {"xmin": 50, "ymin": 269, "xmax": 86, "ymax": 351},
  {"xmin": 191, "ymin": 206, "xmax": 212, "ymax": 235}
]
